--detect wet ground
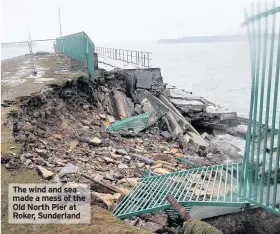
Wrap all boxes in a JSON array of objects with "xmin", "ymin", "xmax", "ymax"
[{"xmin": 1, "ymin": 52, "xmax": 88, "ymax": 100}]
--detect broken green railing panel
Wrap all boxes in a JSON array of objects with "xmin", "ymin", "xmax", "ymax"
[
  {"xmin": 55, "ymin": 32, "xmax": 95, "ymax": 80},
  {"xmin": 239, "ymin": 2, "xmax": 280, "ymax": 215},
  {"xmin": 113, "ymin": 2, "xmax": 280, "ymax": 220},
  {"xmin": 113, "ymin": 163, "xmax": 247, "ymax": 219},
  {"xmin": 107, "ymin": 112, "xmax": 151, "ymax": 134},
  {"xmin": 176, "ymin": 157, "xmax": 198, "ymax": 168}
]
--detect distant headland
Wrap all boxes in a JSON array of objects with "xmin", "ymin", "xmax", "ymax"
[{"xmin": 158, "ymin": 35, "xmax": 248, "ymax": 43}]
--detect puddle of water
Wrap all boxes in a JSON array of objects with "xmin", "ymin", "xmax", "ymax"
[
  {"xmin": 34, "ymin": 77, "xmax": 55, "ymax": 83},
  {"xmin": 1, "ymin": 78, "xmax": 26, "ymax": 86}
]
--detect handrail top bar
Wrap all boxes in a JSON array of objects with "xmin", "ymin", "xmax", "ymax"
[
  {"xmin": 57, "ymin": 31, "xmax": 95, "ymax": 47},
  {"xmin": 2, "ymin": 41, "xmax": 29, "ymax": 45},
  {"xmin": 2, "ymin": 39, "xmax": 57, "ymax": 45},
  {"xmin": 96, "ymin": 46, "xmax": 152, "ymax": 55},
  {"xmin": 31, "ymin": 39, "xmax": 56, "ymax": 42},
  {"xmin": 241, "ymin": 6, "xmax": 280, "ymax": 26}
]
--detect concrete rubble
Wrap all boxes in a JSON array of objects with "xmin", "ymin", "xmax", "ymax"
[{"xmin": 4, "ymin": 67, "xmax": 271, "ymax": 232}]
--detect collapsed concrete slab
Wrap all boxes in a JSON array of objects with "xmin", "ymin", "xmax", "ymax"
[
  {"xmin": 109, "ymin": 90, "xmax": 134, "ymax": 119},
  {"xmin": 167, "ymin": 87, "xmax": 238, "ymax": 130},
  {"xmin": 121, "ymin": 68, "xmax": 166, "ymax": 98}
]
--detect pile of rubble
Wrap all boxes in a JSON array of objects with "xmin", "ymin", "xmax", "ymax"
[{"xmin": 3, "ymin": 68, "xmax": 250, "ymax": 231}]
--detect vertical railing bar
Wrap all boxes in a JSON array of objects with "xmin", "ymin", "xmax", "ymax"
[
  {"xmin": 241, "ymin": 6, "xmax": 257, "ymax": 197},
  {"xmin": 126, "ymin": 175, "xmax": 171, "ymax": 213},
  {"xmin": 180, "ymin": 170, "xmax": 200, "ymax": 201},
  {"xmin": 224, "ymin": 164, "xmax": 229, "ymax": 202},
  {"xmin": 172, "ymin": 172, "xmax": 191, "ymax": 199},
  {"xmin": 248, "ymin": 2, "xmax": 261, "ymax": 199},
  {"xmin": 255, "ymin": 0, "xmax": 269, "ymax": 200},
  {"xmin": 203, "ymin": 167, "xmax": 214, "ymax": 201},
  {"xmin": 144, "ymin": 174, "xmax": 180, "ymax": 209},
  {"xmin": 196, "ymin": 168, "xmax": 209, "ymax": 201},
  {"xmin": 188, "ymin": 171, "xmax": 203, "ymax": 202},
  {"xmin": 216, "ymin": 167, "xmax": 224, "ymax": 201},
  {"xmin": 114, "ymin": 181, "xmax": 147, "ymax": 215},
  {"xmin": 230, "ymin": 164, "xmax": 234, "ymax": 202},
  {"xmin": 272, "ymin": 117, "xmax": 280, "ymax": 208},
  {"xmin": 156, "ymin": 174, "xmax": 183, "ymax": 206},
  {"xmin": 266, "ymin": 24, "xmax": 280, "ymax": 206},
  {"xmin": 119, "ymin": 176, "xmax": 161, "ymax": 214},
  {"xmin": 260, "ymin": 1, "xmax": 277, "ymax": 203},
  {"xmin": 210, "ymin": 167, "xmax": 219, "ymax": 201}
]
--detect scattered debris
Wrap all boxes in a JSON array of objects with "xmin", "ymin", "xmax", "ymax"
[{"xmin": 5, "ymin": 67, "xmax": 250, "ymax": 232}]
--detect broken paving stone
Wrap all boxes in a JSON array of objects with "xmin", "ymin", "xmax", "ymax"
[
  {"xmin": 118, "ymin": 163, "xmax": 129, "ymax": 169},
  {"xmin": 104, "ymin": 174, "xmax": 115, "ymax": 181},
  {"xmin": 34, "ymin": 157, "xmax": 47, "ymax": 166},
  {"xmin": 79, "ymin": 158, "xmax": 89, "ymax": 163},
  {"xmin": 140, "ymin": 221, "xmax": 163, "ymax": 233},
  {"xmin": 170, "ymin": 148, "xmax": 179, "ymax": 154},
  {"xmin": 151, "ymin": 163, "xmax": 163, "ymax": 169},
  {"xmin": 116, "ymin": 149, "xmax": 128, "ymax": 155},
  {"xmin": 103, "ymin": 156, "xmax": 114, "ymax": 163},
  {"xmin": 52, "ymin": 134, "xmax": 62, "ymax": 140},
  {"xmin": 28, "ymin": 133, "xmax": 37, "ymax": 142},
  {"xmin": 110, "ymin": 152, "xmax": 122, "ymax": 159},
  {"xmin": 24, "ymin": 159, "xmax": 33, "ymax": 167},
  {"xmin": 69, "ymin": 140, "xmax": 79, "ymax": 149},
  {"xmin": 119, "ymin": 178, "xmax": 138, "ymax": 186},
  {"xmin": 137, "ymin": 162, "xmax": 145, "ymax": 168},
  {"xmin": 135, "ymin": 138, "xmax": 144, "ymax": 144},
  {"xmin": 22, "ymin": 153, "xmax": 33, "ymax": 159},
  {"xmin": 152, "ymin": 153, "xmax": 174, "ymax": 162},
  {"xmin": 21, "ymin": 122, "xmax": 37, "ymax": 132},
  {"xmin": 130, "ymin": 153, "xmax": 155, "ymax": 165},
  {"xmin": 107, "ymin": 115, "xmax": 115, "ymax": 123},
  {"xmin": 36, "ymin": 166, "xmax": 54, "ymax": 179},
  {"xmin": 160, "ymin": 131, "xmax": 172, "ymax": 140},
  {"xmin": 92, "ymin": 192, "xmax": 122, "ymax": 210},
  {"xmin": 90, "ymin": 137, "xmax": 102, "ymax": 145},
  {"xmin": 94, "ymin": 174, "xmax": 104, "ymax": 182},
  {"xmin": 99, "ymin": 114, "xmax": 107, "ymax": 119},
  {"xmin": 153, "ymin": 168, "xmax": 170, "ymax": 174},
  {"xmin": 82, "ymin": 104, "xmax": 90, "ymax": 110},
  {"xmin": 123, "ymin": 156, "xmax": 131, "ymax": 161},
  {"xmin": 58, "ymin": 163, "xmax": 80, "ymax": 178},
  {"xmin": 81, "ymin": 120, "xmax": 92, "ymax": 125},
  {"xmin": 35, "ymin": 149, "xmax": 48, "ymax": 157}
]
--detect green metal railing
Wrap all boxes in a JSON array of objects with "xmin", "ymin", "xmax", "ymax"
[
  {"xmin": 113, "ymin": 2, "xmax": 280, "ymax": 219},
  {"xmin": 239, "ymin": 2, "xmax": 280, "ymax": 215},
  {"xmin": 55, "ymin": 32, "xmax": 95, "ymax": 79}
]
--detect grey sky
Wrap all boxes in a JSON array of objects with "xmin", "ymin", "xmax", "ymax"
[{"xmin": 1, "ymin": 0, "xmax": 269, "ymax": 43}]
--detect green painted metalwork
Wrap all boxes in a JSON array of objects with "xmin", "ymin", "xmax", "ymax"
[
  {"xmin": 55, "ymin": 32, "xmax": 95, "ymax": 79},
  {"xmin": 113, "ymin": 2, "xmax": 280, "ymax": 220},
  {"xmin": 113, "ymin": 163, "xmax": 245, "ymax": 219},
  {"xmin": 107, "ymin": 112, "xmax": 151, "ymax": 134},
  {"xmin": 239, "ymin": 2, "xmax": 280, "ymax": 215}
]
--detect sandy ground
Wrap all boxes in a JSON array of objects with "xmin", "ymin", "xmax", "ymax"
[{"xmin": 1, "ymin": 52, "xmax": 150, "ymax": 234}]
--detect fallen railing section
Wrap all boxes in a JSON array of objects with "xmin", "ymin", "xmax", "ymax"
[
  {"xmin": 113, "ymin": 2, "xmax": 280, "ymax": 219},
  {"xmin": 96, "ymin": 47, "xmax": 152, "ymax": 68}
]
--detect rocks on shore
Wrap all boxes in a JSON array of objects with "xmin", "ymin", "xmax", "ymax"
[{"xmin": 5, "ymin": 68, "xmax": 251, "ymax": 232}]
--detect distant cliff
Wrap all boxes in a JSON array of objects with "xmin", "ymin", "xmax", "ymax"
[{"xmin": 158, "ymin": 35, "xmax": 248, "ymax": 43}]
